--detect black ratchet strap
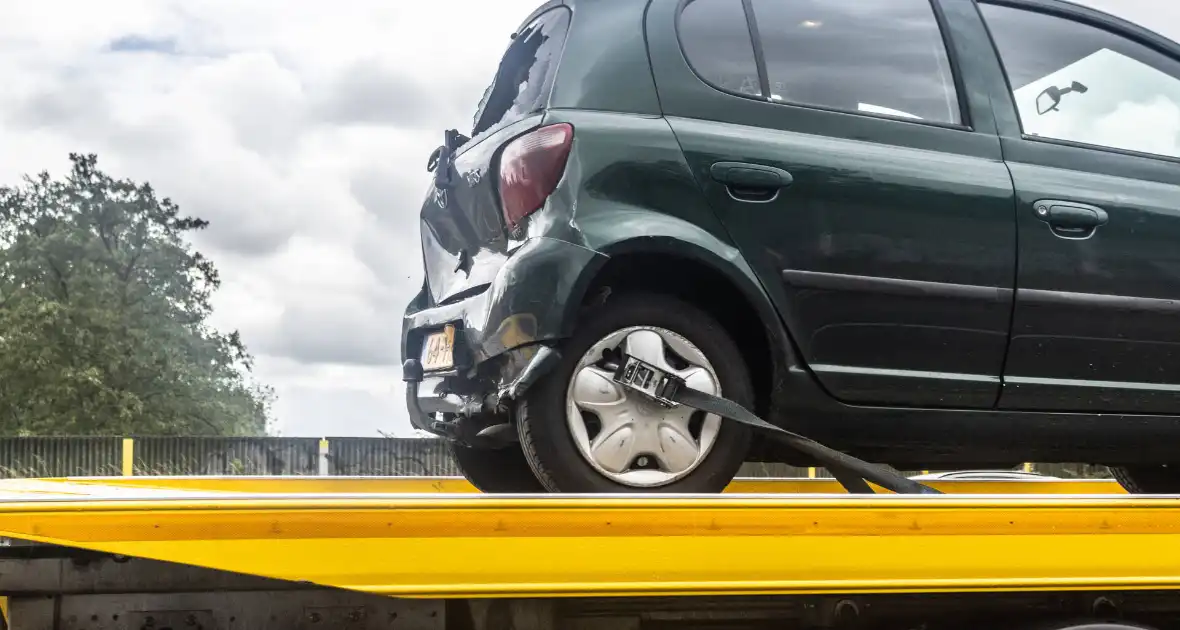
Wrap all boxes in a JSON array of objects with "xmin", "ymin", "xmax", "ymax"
[{"xmin": 611, "ymin": 355, "xmax": 941, "ymax": 495}]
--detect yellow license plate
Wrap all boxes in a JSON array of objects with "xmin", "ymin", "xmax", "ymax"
[{"xmin": 421, "ymin": 325, "xmax": 456, "ymax": 372}]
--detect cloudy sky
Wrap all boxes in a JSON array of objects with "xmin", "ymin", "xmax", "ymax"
[{"xmin": 0, "ymin": 0, "xmax": 1170, "ymax": 437}]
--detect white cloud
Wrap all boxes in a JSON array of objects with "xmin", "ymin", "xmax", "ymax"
[
  {"xmin": 0, "ymin": 0, "xmax": 535, "ymax": 437},
  {"xmin": 0, "ymin": 0, "xmax": 1175, "ymax": 437}
]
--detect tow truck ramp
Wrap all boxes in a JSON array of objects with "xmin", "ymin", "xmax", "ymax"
[{"xmin": 0, "ymin": 476, "xmax": 1177, "ymax": 630}]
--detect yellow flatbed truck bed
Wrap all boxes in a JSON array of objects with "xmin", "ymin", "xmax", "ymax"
[{"xmin": 0, "ymin": 476, "xmax": 1177, "ymax": 630}]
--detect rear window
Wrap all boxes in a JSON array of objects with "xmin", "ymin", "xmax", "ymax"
[
  {"xmin": 678, "ymin": 0, "xmax": 962, "ymax": 125},
  {"xmin": 679, "ymin": 0, "xmax": 763, "ymax": 97},
  {"xmin": 751, "ymin": 0, "xmax": 960, "ymax": 124},
  {"xmin": 471, "ymin": 7, "xmax": 572, "ymax": 138}
]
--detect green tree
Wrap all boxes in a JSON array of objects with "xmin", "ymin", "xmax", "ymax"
[{"xmin": 0, "ymin": 153, "xmax": 273, "ymax": 436}]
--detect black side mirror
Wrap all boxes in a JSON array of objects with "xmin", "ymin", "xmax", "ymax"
[
  {"xmin": 1037, "ymin": 81, "xmax": 1089, "ymax": 115},
  {"xmin": 1037, "ymin": 86, "xmax": 1063, "ymax": 115}
]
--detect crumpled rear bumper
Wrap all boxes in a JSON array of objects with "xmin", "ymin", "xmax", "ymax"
[{"xmin": 401, "ymin": 237, "xmax": 607, "ymax": 436}]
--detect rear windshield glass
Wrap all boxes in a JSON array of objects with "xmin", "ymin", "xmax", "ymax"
[{"xmin": 471, "ymin": 7, "xmax": 572, "ymax": 138}]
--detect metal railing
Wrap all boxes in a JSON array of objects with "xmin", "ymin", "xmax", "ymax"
[{"xmin": 0, "ymin": 436, "xmax": 1111, "ymax": 479}]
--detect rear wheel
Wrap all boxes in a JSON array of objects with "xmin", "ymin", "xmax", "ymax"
[
  {"xmin": 449, "ymin": 442, "xmax": 546, "ymax": 493},
  {"xmin": 517, "ymin": 293, "xmax": 753, "ymax": 493},
  {"xmin": 1111, "ymin": 465, "xmax": 1180, "ymax": 494}
]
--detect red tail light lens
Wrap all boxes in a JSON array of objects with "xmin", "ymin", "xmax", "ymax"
[{"xmin": 498, "ymin": 123, "xmax": 574, "ymax": 230}]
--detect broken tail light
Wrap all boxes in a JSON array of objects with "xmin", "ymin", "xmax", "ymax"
[{"xmin": 498, "ymin": 123, "xmax": 574, "ymax": 230}]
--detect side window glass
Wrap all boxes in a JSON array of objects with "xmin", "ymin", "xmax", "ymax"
[
  {"xmin": 981, "ymin": 3, "xmax": 1180, "ymax": 160},
  {"xmin": 750, "ymin": 0, "xmax": 961, "ymax": 125},
  {"xmin": 679, "ymin": 0, "xmax": 764, "ymax": 97}
]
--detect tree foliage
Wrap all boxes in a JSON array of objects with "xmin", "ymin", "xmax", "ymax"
[{"xmin": 0, "ymin": 153, "xmax": 273, "ymax": 436}]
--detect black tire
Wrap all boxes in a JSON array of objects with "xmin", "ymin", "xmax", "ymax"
[
  {"xmin": 517, "ymin": 292, "xmax": 754, "ymax": 493},
  {"xmin": 449, "ymin": 442, "xmax": 546, "ymax": 493},
  {"xmin": 1111, "ymin": 465, "xmax": 1180, "ymax": 494}
]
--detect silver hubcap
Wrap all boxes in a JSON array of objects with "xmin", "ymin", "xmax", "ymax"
[{"xmin": 565, "ymin": 327, "xmax": 722, "ymax": 488}]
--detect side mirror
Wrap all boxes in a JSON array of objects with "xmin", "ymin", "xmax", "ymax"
[
  {"xmin": 1036, "ymin": 81, "xmax": 1089, "ymax": 115},
  {"xmin": 1037, "ymin": 86, "xmax": 1063, "ymax": 115}
]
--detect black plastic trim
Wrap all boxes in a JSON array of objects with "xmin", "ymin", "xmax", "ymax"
[
  {"xmin": 1021, "ymin": 288, "xmax": 1180, "ymax": 315},
  {"xmin": 740, "ymin": 0, "xmax": 771, "ymax": 99},
  {"xmin": 929, "ymin": 0, "xmax": 974, "ymax": 129},
  {"xmin": 782, "ymin": 269, "xmax": 1012, "ymax": 302}
]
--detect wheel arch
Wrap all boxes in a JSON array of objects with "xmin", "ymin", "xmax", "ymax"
[{"xmin": 562, "ymin": 233, "xmax": 800, "ymax": 419}]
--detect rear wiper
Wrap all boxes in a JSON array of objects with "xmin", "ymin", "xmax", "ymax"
[{"xmin": 426, "ymin": 128, "xmax": 470, "ymax": 190}]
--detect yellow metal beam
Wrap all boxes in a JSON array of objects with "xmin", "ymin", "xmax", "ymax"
[
  {"xmin": 0, "ymin": 486, "xmax": 1169, "ymax": 599},
  {"xmin": 45, "ymin": 475, "xmax": 481, "ymax": 495},
  {"xmin": 25, "ymin": 475, "xmax": 1127, "ymax": 496}
]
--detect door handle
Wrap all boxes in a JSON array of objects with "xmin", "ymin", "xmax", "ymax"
[
  {"xmin": 1034, "ymin": 199, "xmax": 1108, "ymax": 240},
  {"xmin": 711, "ymin": 162, "xmax": 793, "ymax": 203}
]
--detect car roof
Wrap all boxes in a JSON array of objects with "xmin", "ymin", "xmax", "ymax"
[
  {"xmin": 514, "ymin": 0, "xmax": 566, "ymax": 36},
  {"xmin": 1004, "ymin": 0, "xmax": 1180, "ymax": 59}
]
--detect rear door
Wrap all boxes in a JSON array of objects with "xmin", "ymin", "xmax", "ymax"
[
  {"xmin": 977, "ymin": 1, "xmax": 1180, "ymax": 414},
  {"xmin": 646, "ymin": 0, "xmax": 1017, "ymax": 408}
]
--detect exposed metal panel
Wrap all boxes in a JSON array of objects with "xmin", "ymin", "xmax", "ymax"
[
  {"xmin": 325, "ymin": 438, "xmax": 461, "ymax": 477},
  {"xmin": 8, "ymin": 589, "xmax": 443, "ymax": 630},
  {"xmin": 132, "ymin": 438, "xmax": 320, "ymax": 476},
  {"xmin": 12, "ymin": 588, "xmax": 1180, "ymax": 630},
  {"xmin": 0, "ymin": 438, "xmax": 121, "ymax": 479},
  {"xmin": 0, "ymin": 554, "xmax": 297, "ymax": 595}
]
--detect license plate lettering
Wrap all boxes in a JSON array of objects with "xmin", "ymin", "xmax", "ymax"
[{"xmin": 421, "ymin": 325, "xmax": 455, "ymax": 371}]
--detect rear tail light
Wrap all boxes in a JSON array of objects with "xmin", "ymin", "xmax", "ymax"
[{"xmin": 498, "ymin": 123, "xmax": 574, "ymax": 230}]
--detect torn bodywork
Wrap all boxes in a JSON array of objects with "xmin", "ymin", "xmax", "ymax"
[{"xmin": 403, "ymin": 340, "xmax": 565, "ymax": 447}]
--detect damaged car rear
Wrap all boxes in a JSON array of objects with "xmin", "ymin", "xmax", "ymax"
[{"xmin": 401, "ymin": 0, "xmax": 760, "ymax": 493}]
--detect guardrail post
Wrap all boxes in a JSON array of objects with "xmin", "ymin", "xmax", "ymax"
[
  {"xmin": 121, "ymin": 438, "xmax": 134, "ymax": 476},
  {"xmin": 318, "ymin": 439, "xmax": 330, "ymax": 476}
]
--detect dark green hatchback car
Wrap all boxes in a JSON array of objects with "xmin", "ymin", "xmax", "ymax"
[{"xmin": 402, "ymin": 0, "xmax": 1180, "ymax": 494}]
